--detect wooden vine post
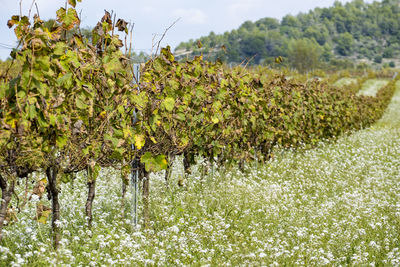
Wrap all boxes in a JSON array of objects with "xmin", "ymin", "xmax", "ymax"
[{"xmin": 0, "ymin": 175, "xmax": 15, "ymax": 242}]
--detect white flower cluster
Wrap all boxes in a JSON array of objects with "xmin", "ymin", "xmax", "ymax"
[{"xmin": 1, "ymin": 82, "xmax": 400, "ymax": 265}]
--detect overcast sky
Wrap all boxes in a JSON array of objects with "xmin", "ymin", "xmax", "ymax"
[{"xmin": 0, "ymin": 0, "xmax": 376, "ymax": 60}]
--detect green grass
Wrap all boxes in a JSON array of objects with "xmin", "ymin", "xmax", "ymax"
[
  {"xmin": 357, "ymin": 79, "xmax": 390, "ymax": 97},
  {"xmin": 1, "ymin": 81, "xmax": 400, "ymax": 266}
]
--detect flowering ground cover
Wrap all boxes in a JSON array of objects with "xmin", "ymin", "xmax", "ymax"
[
  {"xmin": 358, "ymin": 79, "xmax": 391, "ymax": 97},
  {"xmin": 333, "ymin": 77, "xmax": 358, "ymax": 87},
  {"xmin": 0, "ymin": 81, "xmax": 399, "ymax": 266}
]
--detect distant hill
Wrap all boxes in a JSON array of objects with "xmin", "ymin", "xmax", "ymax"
[{"xmin": 175, "ymin": 0, "xmax": 400, "ymax": 71}]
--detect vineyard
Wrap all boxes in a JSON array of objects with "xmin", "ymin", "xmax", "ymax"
[{"xmin": 1, "ymin": 1, "xmax": 400, "ymax": 265}]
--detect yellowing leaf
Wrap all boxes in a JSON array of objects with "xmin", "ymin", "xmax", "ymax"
[
  {"xmin": 5, "ymin": 118, "xmax": 18, "ymax": 129},
  {"xmin": 155, "ymin": 155, "xmax": 168, "ymax": 171},
  {"xmin": 179, "ymin": 136, "xmax": 189, "ymax": 148},
  {"xmin": 211, "ymin": 117, "xmax": 219, "ymax": 124},
  {"xmin": 140, "ymin": 152, "xmax": 168, "ymax": 172},
  {"xmin": 38, "ymin": 210, "xmax": 51, "ymax": 224},
  {"xmin": 123, "ymin": 128, "xmax": 132, "ymax": 139},
  {"xmin": 99, "ymin": 111, "xmax": 106, "ymax": 118},
  {"xmin": 163, "ymin": 97, "xmax": 175, "ymax": 112},
  {"xmin": 134, "ymin": 134, "xmax": 145, "ymax": 150}
]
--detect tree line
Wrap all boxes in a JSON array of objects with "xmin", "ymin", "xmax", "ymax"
[{"xmin": 175, "ymin": 0, "xmax": 400, "ymax": 72}]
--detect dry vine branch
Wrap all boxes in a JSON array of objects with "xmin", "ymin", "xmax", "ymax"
[
  {"xmin": 34, "ymin": 3, "xmax": 40, "ymax": 17},
  {"xmin": 19, "ymin": 0, "xmax": 23, "ymax": 18},
  {"xmin": 28, "ymin": 0, "xmax": 36, "ymax": 19},
  {"xmin": 154, "ymin": 17, "xmax": 181, "ymax": 56},
  {"xmin": 128, "ymin": 22, "xmax": 135, "ymax": 58}
]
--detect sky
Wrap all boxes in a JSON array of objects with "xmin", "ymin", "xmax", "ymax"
[{"xmin": 0, "ymin": 0, "xmax": 376, "ymax": 60}]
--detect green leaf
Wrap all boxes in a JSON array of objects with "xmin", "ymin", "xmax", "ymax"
[
  {"xmin": 75, "ymin": 96, "xmax": 88, "ymax": 109},
  {"xmin": 66, "ymin": 50, "xmax": 81, "ymax": 67},
  {"xmin": 117, "ymin": 105, "xmax": 125, "ymax": 115},
  {"xmin": 176, "ymin": 112, "xmax": 185, "ymax": 121},
  {"xmin": 114, "ymin": 128, "xmax": 124, "ymax": 138},
  {"xmin": 130, "ymin": 92, "xmax": 148, "ymax": 110},
  {"xmin": 0, "ymin": 82, "xmax": 6, "ymax": 98},
  {"xmin": 57, "ymin": 72, "xmax": 73, "ymax": 88},
  {"xmin": 56, "ymin": 8, "xmax": 66, "ymax": 23},
  {"xmin": 153, "ymin": 59, "xmax": 163, "ymax": 72},
  {"xmin": 54, "ymin": 42, "xmax": 68, "ymax": 56},
  {"xmin": 167, "ymin": 79, "xmax": 179, "ymax": 91},
  {"xmin": 112, "ymin": 147, "xmax": 125, "ymax": 159},
  {"xmin": 179, "ymin": 135, "xmax": 189, "ymax": 148},
  {"xmin": 57, "ymin": 7, "xmax": 80, "ymax": 30},
  {"xmin": 220, "ymin": 79, "xmax": 228, "ymax": 88},
  {"xmin": 37, "ymin": 82, "xmax": 48, "ymax": 96},
  {"xmin": 110, "ymin": 136, "xmax": 120, "ymax": 148},
  {"xmin": 56, "ymin": 135, "xmax": 68, "ymax": 149},
  {"xmin": 88, "ymin": 162, "xmax": 101, "ymax": 181},
  {"xmin": 49, "ymin": 114, "xmax": 56, "ymax": 126},
  {"xmin": 37, "ymin": 114, "xmax": 49, "ymax": 128},
  {"xmin": 36, "ymin": 56, "xmax": 50, "ymax": 72},
  {"xmin": 38, "ymin": 210, "xmax": 51, "ymax": 224},
  {"xmin": 65, "ymin": 8, "xmax": 80, "ymax": 29},
  {"xmin": 140, "ymin": 152, "xmax": 153, "ymax": 172},
  {"xmin": 150, "ymin": 114, "xmax": 161, "ymax": 131},
  {"xmin": 17, "ymin": 90, "xmax": 26, "ymax": 99},
  {"xmin": 154, "ymin": 155, "xmax": 168, "ymax": 171},
  {"xmin": 140, "ymin": 152, "xmax": 168, "ymax": 172},
  {"xmin": 104, "ymin": 57, "xmax": 121, "ymax": 75},
  {"xmin": 28, "ymin": 105, "xmax": 37, "ymax": 120},
  {"xmin": 163, "ymin": 97, "xmax": 175, "ymax": 112},
  {"xmin": 82, "ymin": 146, "xmax": 90, "ymax": 155},
  {"xmin": 61, "ymin": 172, "xmax": 73, "ymax": 183}
]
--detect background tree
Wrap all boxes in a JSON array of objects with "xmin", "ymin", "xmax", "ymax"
[
  {"xmin": 288, "ymin": 38, "xmax": 322, "ymax": 73},
  {"xmin": 335, "ymin": 32, "xmax": 354, "ymax": 56}
]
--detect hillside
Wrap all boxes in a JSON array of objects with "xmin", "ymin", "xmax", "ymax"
[{"xmin": 175, "ymin": 0, "xmax": 400, "ymax": 71}]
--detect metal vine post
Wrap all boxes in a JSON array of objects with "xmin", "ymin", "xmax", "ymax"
[{"xmin": 131, "ymin": 64, "xmax": 141, "ymax": 227}]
